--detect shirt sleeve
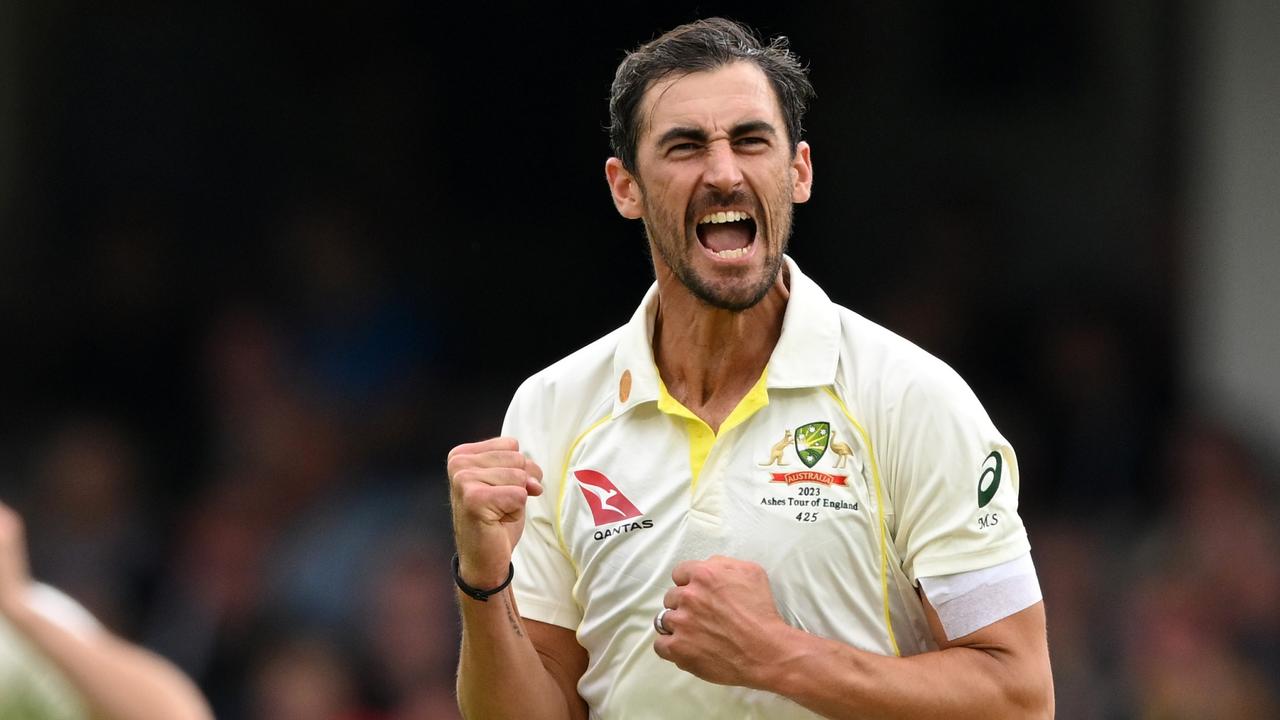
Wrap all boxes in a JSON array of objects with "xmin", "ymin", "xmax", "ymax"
[
  {"xmin": 26, "ymin": 583, "xmax": 101, "ymax": 638},
  {"xmin": 884, "ymin": 363, "xmax": 1031, "ymax": 583},
  {"xmin": 505, "ymin": 378, "xmax": 584, "ymax": 630}
]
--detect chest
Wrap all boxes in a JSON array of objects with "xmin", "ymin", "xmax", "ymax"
[{"xmin": 558, "ymin": 389, "xmax": 889, "ymax": 620}]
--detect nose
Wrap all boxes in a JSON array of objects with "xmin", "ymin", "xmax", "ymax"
[{"xmin": 702, "ymin": 140, "xmax": 743, "ymax": 194}]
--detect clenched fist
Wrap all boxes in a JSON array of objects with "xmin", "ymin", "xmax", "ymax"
[
  {"xmin": 447, "ymin": 437, "xmax": 544, "ymax": 589},
  {"xmin": 653, "ymin": 556, "xmax": 793, "ymax": 688}
]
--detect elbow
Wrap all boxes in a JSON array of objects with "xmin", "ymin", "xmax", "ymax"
[
  {"xmin": 165, "ymin": 668, "xmax": 216, "ymax": 720},
  {"xmin": 1017, "ymin": 691, "xmax": 1054, "ymax": 720},
  {"xmin": 1004, "ymin": 671, "xmax": 1054, "ymax": 720},
  {"xmin": 153, "ymin": 686, "xmax": 215, "ymax": 720},
  {"xmin": 189, "ymin": 696, "xmax": 216, "ymax": 720},
  {"xmin": 182, "ymin": 703, "xmax": 215, "ymax": 720}
]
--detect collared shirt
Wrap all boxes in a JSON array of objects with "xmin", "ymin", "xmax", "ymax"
[{"xmin": 508, "ymin": 256, "xmax": 1030, "ymax": 719}]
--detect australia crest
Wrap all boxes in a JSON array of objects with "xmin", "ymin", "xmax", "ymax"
[{"xmin": 794, "ymin": 421, "xmax": 831, "ymax": 468}]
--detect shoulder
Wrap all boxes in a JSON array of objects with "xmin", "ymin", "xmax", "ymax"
[
  {"xmin": 503, "ymin": 325, "xmax": 624, "ymax": 457},
  {"xmin": 511, "ymin": 325, "xmax": 624, "ymax": 412},
  {"xmin": 833, "ymin": 306, "xmax": 980, "ymax": 415}
]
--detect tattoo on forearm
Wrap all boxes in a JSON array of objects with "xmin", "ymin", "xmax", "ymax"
[{"xmin": 502, "ymin": 592, "xmax": 524, "ymax": 637}]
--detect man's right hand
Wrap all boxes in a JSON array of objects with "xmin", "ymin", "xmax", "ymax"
[{"xmin": 448, "ymin": 437, "xmax": 544, "ymax": 588}]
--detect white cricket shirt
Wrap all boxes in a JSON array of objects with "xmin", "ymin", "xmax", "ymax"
[{"xmin": 508, "ymin": 256, "xmax": 1030, "ymax": 719}]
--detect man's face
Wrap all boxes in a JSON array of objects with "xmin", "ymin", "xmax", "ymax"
[{"xmin": 608, "ymin": 62, "xmax": 813, "ymax": 311}]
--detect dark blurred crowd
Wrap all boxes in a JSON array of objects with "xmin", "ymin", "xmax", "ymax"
[
  {"xmin": 5, "ymin": 203, "xmax": 470, "ymax": 719},
  {"xmin": 3, "ymin": 3, "xmax": 1278, "ymax": 719},
  {"xmin": 2, "ymin": 199, "xmax": 1276, "ymax": 719}
]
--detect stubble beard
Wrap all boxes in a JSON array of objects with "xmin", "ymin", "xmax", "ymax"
[{"xmin": 643, "ymin": 187, "xmax": 793, "ymax": 313}]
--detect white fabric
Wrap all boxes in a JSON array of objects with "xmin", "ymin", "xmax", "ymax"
[
  {"xmin": 26, "ymin": 583, "xmax": 101, "ymax": 639},
  {"xmin": 0, "ymin": 583, "xmax": 96, "ymax": 719},
  {"xmin": 919, "ymin": 552, "xmax": 1042, "ymax": 640},
  {"xmin": 508, "ymin": 256, "xmax": 1031, "ymax": 719}
]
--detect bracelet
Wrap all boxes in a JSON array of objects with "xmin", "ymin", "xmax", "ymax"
[{"xmin": 451, "ymin": 553, "xmax": 514, "ymax": 602}]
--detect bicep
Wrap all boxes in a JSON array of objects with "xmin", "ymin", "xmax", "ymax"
[
  {"xmin": 526, "ymin": 618, "xmax": 589, "ymax": 720},
  {"xmin": 921, "ymin": 594, "xmax": 1054, "ymax": 714}
]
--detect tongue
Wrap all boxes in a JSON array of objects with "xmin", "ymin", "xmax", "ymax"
[{"xmin": 701, "ymin": 222, "xmax": 753, "ymax": 253}]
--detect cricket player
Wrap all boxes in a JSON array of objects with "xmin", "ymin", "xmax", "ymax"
[{"xmin": 448, "ymin": 18, "xmax": 1053, "ymax": 719}]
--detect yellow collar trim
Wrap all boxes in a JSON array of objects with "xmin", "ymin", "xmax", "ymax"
[{"xmin": 656, "ymin": 368, "xmax": 770, "ymax": 489}]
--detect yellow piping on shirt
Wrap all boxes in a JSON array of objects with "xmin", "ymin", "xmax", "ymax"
[
  {"xmin": 557, "ymin": 414, "xmax": 612, "ymax": 568},
  {"xmin": 824, "ymin": 386, "xmax": 901, "ymax": 657}
]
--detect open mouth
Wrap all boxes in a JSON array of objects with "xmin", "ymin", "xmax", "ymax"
[{"xmin": 695, "ymin": 210, "xmax": 757, "ymax": 259}]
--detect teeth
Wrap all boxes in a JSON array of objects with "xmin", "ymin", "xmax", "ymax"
[
  {"xmin": 714, "ymin": 247, "xmax": 749, "ymax": 259},
  {"xmin": 698, "ymin": 210, "xmax": 750, "ymax": 225}
]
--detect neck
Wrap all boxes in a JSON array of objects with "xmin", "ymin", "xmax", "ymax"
[{"xmin": 652, "ymin": 262, "xmax": 789, "ymax": 431}]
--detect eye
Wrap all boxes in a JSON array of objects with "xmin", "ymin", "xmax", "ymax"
[
  {"xmin": 735, "ymin": 136, "xmax": 769, "ymax": 148},
  {"xmin": 668, "ymin": 142, "xmax": 701, "ymax": 155}
]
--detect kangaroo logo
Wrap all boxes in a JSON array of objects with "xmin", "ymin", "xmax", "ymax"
[
  {"xmin": 574, "ymin": 470, "xmax": 643, "ymax": 526},
  {"xmin": 761, "ymin": 430, "xmax": 794, "ymax": 466}
]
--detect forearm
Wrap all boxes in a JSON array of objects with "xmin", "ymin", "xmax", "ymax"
[
  {"xmin": 3, "ymin": 601, "xmax": 212, "ymax": 720},
  {"xmin": 759, "ymin": 626, "xmax": 1052, "ymax": 719},
  {"xmin": 457, "ymin": 588, "xmax": 579, "ymax": 720}
]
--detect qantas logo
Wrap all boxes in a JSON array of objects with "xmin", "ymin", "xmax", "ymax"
[{"xmin": 574, "ymin": 469, "xmax": 643, "ymax": 526}]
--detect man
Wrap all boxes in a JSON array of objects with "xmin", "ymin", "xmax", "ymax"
[
  {"xmin": 448, "ymin": 18, "xmax": 1053, "ymax": 719},
  {"xmin": 0, "ymin": 502, "xmax": 213, "ymax": 720}
]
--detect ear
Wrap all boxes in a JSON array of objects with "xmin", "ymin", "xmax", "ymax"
[
  {"xmin": 605, "ymin": 157, "xmax": 644, "ymax": 220},
  {"xmin": 790, "ymin": 141, "xmax": 813, "ymax": 204}
]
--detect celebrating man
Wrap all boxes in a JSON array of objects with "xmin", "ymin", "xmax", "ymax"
[{"xmin": 449, "ymin": 18, "xmax": 1053, "ymax": 719}]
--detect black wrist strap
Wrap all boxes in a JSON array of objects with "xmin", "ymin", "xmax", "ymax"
[{"xmin": 452, "ymin": 553, "xmax": 514, "ymax": 602}]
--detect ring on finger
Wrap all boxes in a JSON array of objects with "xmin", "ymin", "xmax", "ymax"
[{"xmin": 654, "ymin": 607, "xmax": 673, "ymax": 636}]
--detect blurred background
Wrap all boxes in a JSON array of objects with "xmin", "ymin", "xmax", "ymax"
[{"xmin": 1, "ymin": 1, "xmax": 1278, "ymax": 718}]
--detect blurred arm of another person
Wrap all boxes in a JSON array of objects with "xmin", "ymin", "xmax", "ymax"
[{"xmin": 0, "ymin": 502, "xmax": 214, "ymax": 720}]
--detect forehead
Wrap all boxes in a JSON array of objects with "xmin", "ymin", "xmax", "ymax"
[{"xmin": 639, "ymin": 62, "xmax": 783, "ymax": 142}]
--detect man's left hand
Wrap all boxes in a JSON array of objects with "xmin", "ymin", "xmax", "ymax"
[{"xmin": 652, "ymin": 555, "xmax": 791, "ymax": 688}]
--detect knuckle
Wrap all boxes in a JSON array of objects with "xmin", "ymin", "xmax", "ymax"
[
  {"xmin": 497, "ymin": 485, "xmax": 529, "ymax": 510},
  {"xmin": 450, "ymin": 467, "xmax": 474, "ymax": 487},
  {"xmin": 458, "ymin": 482, "xmax": 489, "ymax": 509},
  {"xmin": 455, "ymin": 482, "xmax": 477, "ymax": 506},
  {"xmin": 447, "ymin": 454, "xmax": 474, "ymax": 477}
]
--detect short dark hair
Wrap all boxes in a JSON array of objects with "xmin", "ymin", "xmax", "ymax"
[{"xmin": 608, "ymin": 17, "xmax": 814, "ymax": 173}]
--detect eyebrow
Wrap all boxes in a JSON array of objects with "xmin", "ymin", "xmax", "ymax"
[{"xmin": 655, "ymin": 120, "xmax": 780, "ymax": 148}]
